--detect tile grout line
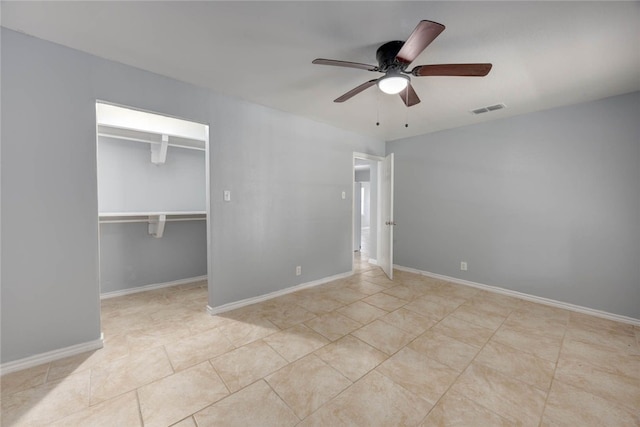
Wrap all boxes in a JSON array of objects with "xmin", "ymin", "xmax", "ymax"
[
  {"xmin": 366, "ymin": 313, "xmax": 430, "ymax": 417},
  {"xmin": 206, "ymin": 358, "xmax": 232, "ymax": 395},
  {"xmin": 365, "ymin": 292, "xmax": 470, "ymax": 424},
  {"xmin": 257, "ymin": 293, "xmax": 379, "ymax": 425},
  {"xmin": 544, "ymin": 318, "xmax": 640, "ymax": 415},
  {"xmin": 291, "ymin": 355, "xmax": 360, "ymax": 426},
  {"xmin": 263, "ymin": 376, "xmax": 305, "ymax": 423},
  {"xmin": 87, "ymin": 363, "xmax": 93, "ymax": 410},
  {"xmin": 89, "ymin": 345, "xmax": 179, "ymax": 410},
  {"xmin": 134, "ymin": 389, "xmax": 144, "ymax": 426},
  {"xmin": 43, "ymin": 362, "xmax": 52, "ymax": 384},
  {"xmin": 305, "ymin": 354, "xmax": 356, "ymax": 422},
  {"xmin": 125, "ymin": 349, "xmax": 230, "ymax": 425},
  {"xmin": 537, "ymin": 319, "xmax": 570, "ymax": 427},
  {"xmin": 209, "ymin": 360, "xmax": 231, "ymax": 397},
  {"xmin": 414, "ymin": 303, "xmax": 518, "ymax": 425},
  {"xmin": 162, "ymin": 345, "xmax": 176, "ymax": 374}
]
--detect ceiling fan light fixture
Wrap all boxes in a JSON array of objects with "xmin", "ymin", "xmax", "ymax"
[{"xmin": 377, "ymin": 73, "xmax": 409, "ymax": 95}]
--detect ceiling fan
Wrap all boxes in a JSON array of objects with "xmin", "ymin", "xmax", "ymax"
[{"xmin": 312, "ymin": 20, "xmax": 492, "ymax": 107}]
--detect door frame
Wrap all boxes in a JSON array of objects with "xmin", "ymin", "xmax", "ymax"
[
  {"xmin": 352, "ymin": 152, "xmax": 385, "ymax": 273},
  {"xmin": 94, "ymin": 100, "xmax": 212, "ymax": 312}
]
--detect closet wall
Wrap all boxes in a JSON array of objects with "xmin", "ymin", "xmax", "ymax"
[
  {"xmin": 97, "ymin": 105, "xmax": 208, "ymax": 295},
  {"xmin": 97, "ymin": 137, "xmax": 205, "ymax": 212}
]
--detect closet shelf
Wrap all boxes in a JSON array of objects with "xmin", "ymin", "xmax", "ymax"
[
  {"xmin": 99, "ymin": 211, "xmax": 206, "ymax": 223},
  {"xmin": 99, "ymin": 211, "xmax": 206, "ymax": 238},
  {"xmin": 97, "ymin": 124, "xmax": 206, "ymax": 154}
]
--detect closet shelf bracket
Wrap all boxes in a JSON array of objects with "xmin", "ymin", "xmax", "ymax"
[
  {"xmin": 151, "ymin": 134, "xmax": 169, "ymax": 165},
  {"xmin": 148, "ymin": 214, "xmax": 167, "ymax": 238}
]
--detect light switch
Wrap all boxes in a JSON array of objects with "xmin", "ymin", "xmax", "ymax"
[
  {"xmin": 223, "ymin": 190, "xmax": 231, "ymax": 202},
  {"xmin": 341, "ymin": 191, "xmax": 346, "ymax": 200}
]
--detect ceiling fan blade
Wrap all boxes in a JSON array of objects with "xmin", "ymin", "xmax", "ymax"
[
  {"xmin": 312, "ymin": 58, "xmax": 379, "ymax": 72},
  {"xmin": 411, "ymin": 63, "xmax": 493, "ymax": 77},
  {"xmin": 334, "ymin": 79, "xmax": 379, "ymax": 103},
  {"xmin": 399, "ymin": 83, "xmax": 420, "ymax": 107},
  {"xmin": 395, "ymin": 20, "xmax": 445, "ymax": 65}
]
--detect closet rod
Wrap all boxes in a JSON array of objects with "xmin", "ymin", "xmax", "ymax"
[
  {"xmin": 99, "ymin": 217, "xmax": 206, "ymax": 224},
  {"xmin": 97, "ymin": 132, "xmax": 206, "ymax": 152}
]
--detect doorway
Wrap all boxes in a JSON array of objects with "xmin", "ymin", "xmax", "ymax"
[
  {"xmin": 354, "ymin": 161, "xmax": 372, "ymax": 256},
  {"xmin": 352, "ymin": 152, "xmax": 395, "ymax": 279},
  {"xmin": 95, "ymin": 102, "xmax": 211, "ymax": 330}
]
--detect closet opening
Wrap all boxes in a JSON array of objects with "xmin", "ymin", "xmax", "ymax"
[{"xmin": 95, "ymin": 102, "xmax": 210, "ymax": 334}]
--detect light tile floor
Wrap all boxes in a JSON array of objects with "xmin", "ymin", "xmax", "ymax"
[{"xmin": 2, "ymin": 255, "xmax": 639, "ymax": 426}]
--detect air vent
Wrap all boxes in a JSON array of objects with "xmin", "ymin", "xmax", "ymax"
[{"xmin": 470, "ymin": 103, "xmax": 506, "ymax": 115}]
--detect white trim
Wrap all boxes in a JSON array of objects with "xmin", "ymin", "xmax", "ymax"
[
  {"xmin": 1, "ymin": 334, "xmax": 104, "ymax": 376},
  {"xmin": 393, "ymin": 265, "xmax": 424, "ymax": 275},
  {"xmin": 100, "ymin": 275, "xmax": 207, "ymax": 299},
  {"xmin": 394, "ymin": 264, "xmax": 640, "ymax": 326},
  {"xmin": 368, "ymin": 258, "xmax": 378, "ymax": 265},
  {"xmin": 207, "ymin": 271, "xmax": 353, "ymax": 315},
  {"xmin": 353, "ymin": 152, "xmax": 385, "ymax": 162}
]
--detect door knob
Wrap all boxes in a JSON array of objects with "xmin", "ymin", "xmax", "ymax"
[{"xmin": 385, "ymin": 221, "xmax": 397, "ymax": 226}]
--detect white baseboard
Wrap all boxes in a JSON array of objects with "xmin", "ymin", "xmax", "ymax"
[
  {"xmin": 368, "ymin": 258, "xmax": 378, "ymax": 265},
  {"xmin": 207, "ymin": 271, "xmax": 353, "ymax": 315},
  {"xmin": 100, "ymin": 275, "xmax": 207, "ymax": 299},
  {"xmin": 394, "ymin": 264, "xmax": 640, "ymax": 326},
  {"xmin": 1, "ymin": 334, "xmax": 104, "ymax": 376}
]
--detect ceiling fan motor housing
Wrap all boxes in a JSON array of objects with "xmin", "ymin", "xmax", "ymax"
[{"xmin": 376, "ymin": 41, "xmax": 406, "ymax": 72}]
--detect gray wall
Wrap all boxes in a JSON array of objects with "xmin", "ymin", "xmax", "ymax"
[
  {"xmin": 1, "ymin": 29, "xmax": 384, "ymax": 363},
  {"xmin": 388, "ymin": 92, "xmax": 640, "ymax": 319},
  {"xmin": 97, "ymin": 136, "xmax": 207, "ymax": 294},
  {"xmin": 209, "ymin": 99, "xmax": 382, "ymax": 304},
  {"xmin": 97, "ymin": 136, "xmax": 206, "ymax": 213},
  {"xmin": 354, "ymin": 169, "xmax": 370, "ymax": 182},
  {"xmin": 2, "ymin": 29, "xmax": 102, "ymax": 362},
  {"xmin": 99, "ymin": 221, "xmax": 207, "ymax": 293}
]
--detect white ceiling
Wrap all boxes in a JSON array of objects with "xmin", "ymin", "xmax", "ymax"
[{"xmin": 2, "ymin": 1, "xmax": 639, "ymax": 141}]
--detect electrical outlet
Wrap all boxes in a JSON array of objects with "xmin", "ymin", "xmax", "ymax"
[
  {"xmin": 460, "ymin": 261, "xmax": 468, "ymax": 271},
  {"xmin": 296, "ymin": 266, "xmax": 302, "ymax": 276}
]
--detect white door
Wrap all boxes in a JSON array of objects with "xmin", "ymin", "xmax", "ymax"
[{"xmin": 379, "ymin": 153, "xmax": 395, "ymax": 279}]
